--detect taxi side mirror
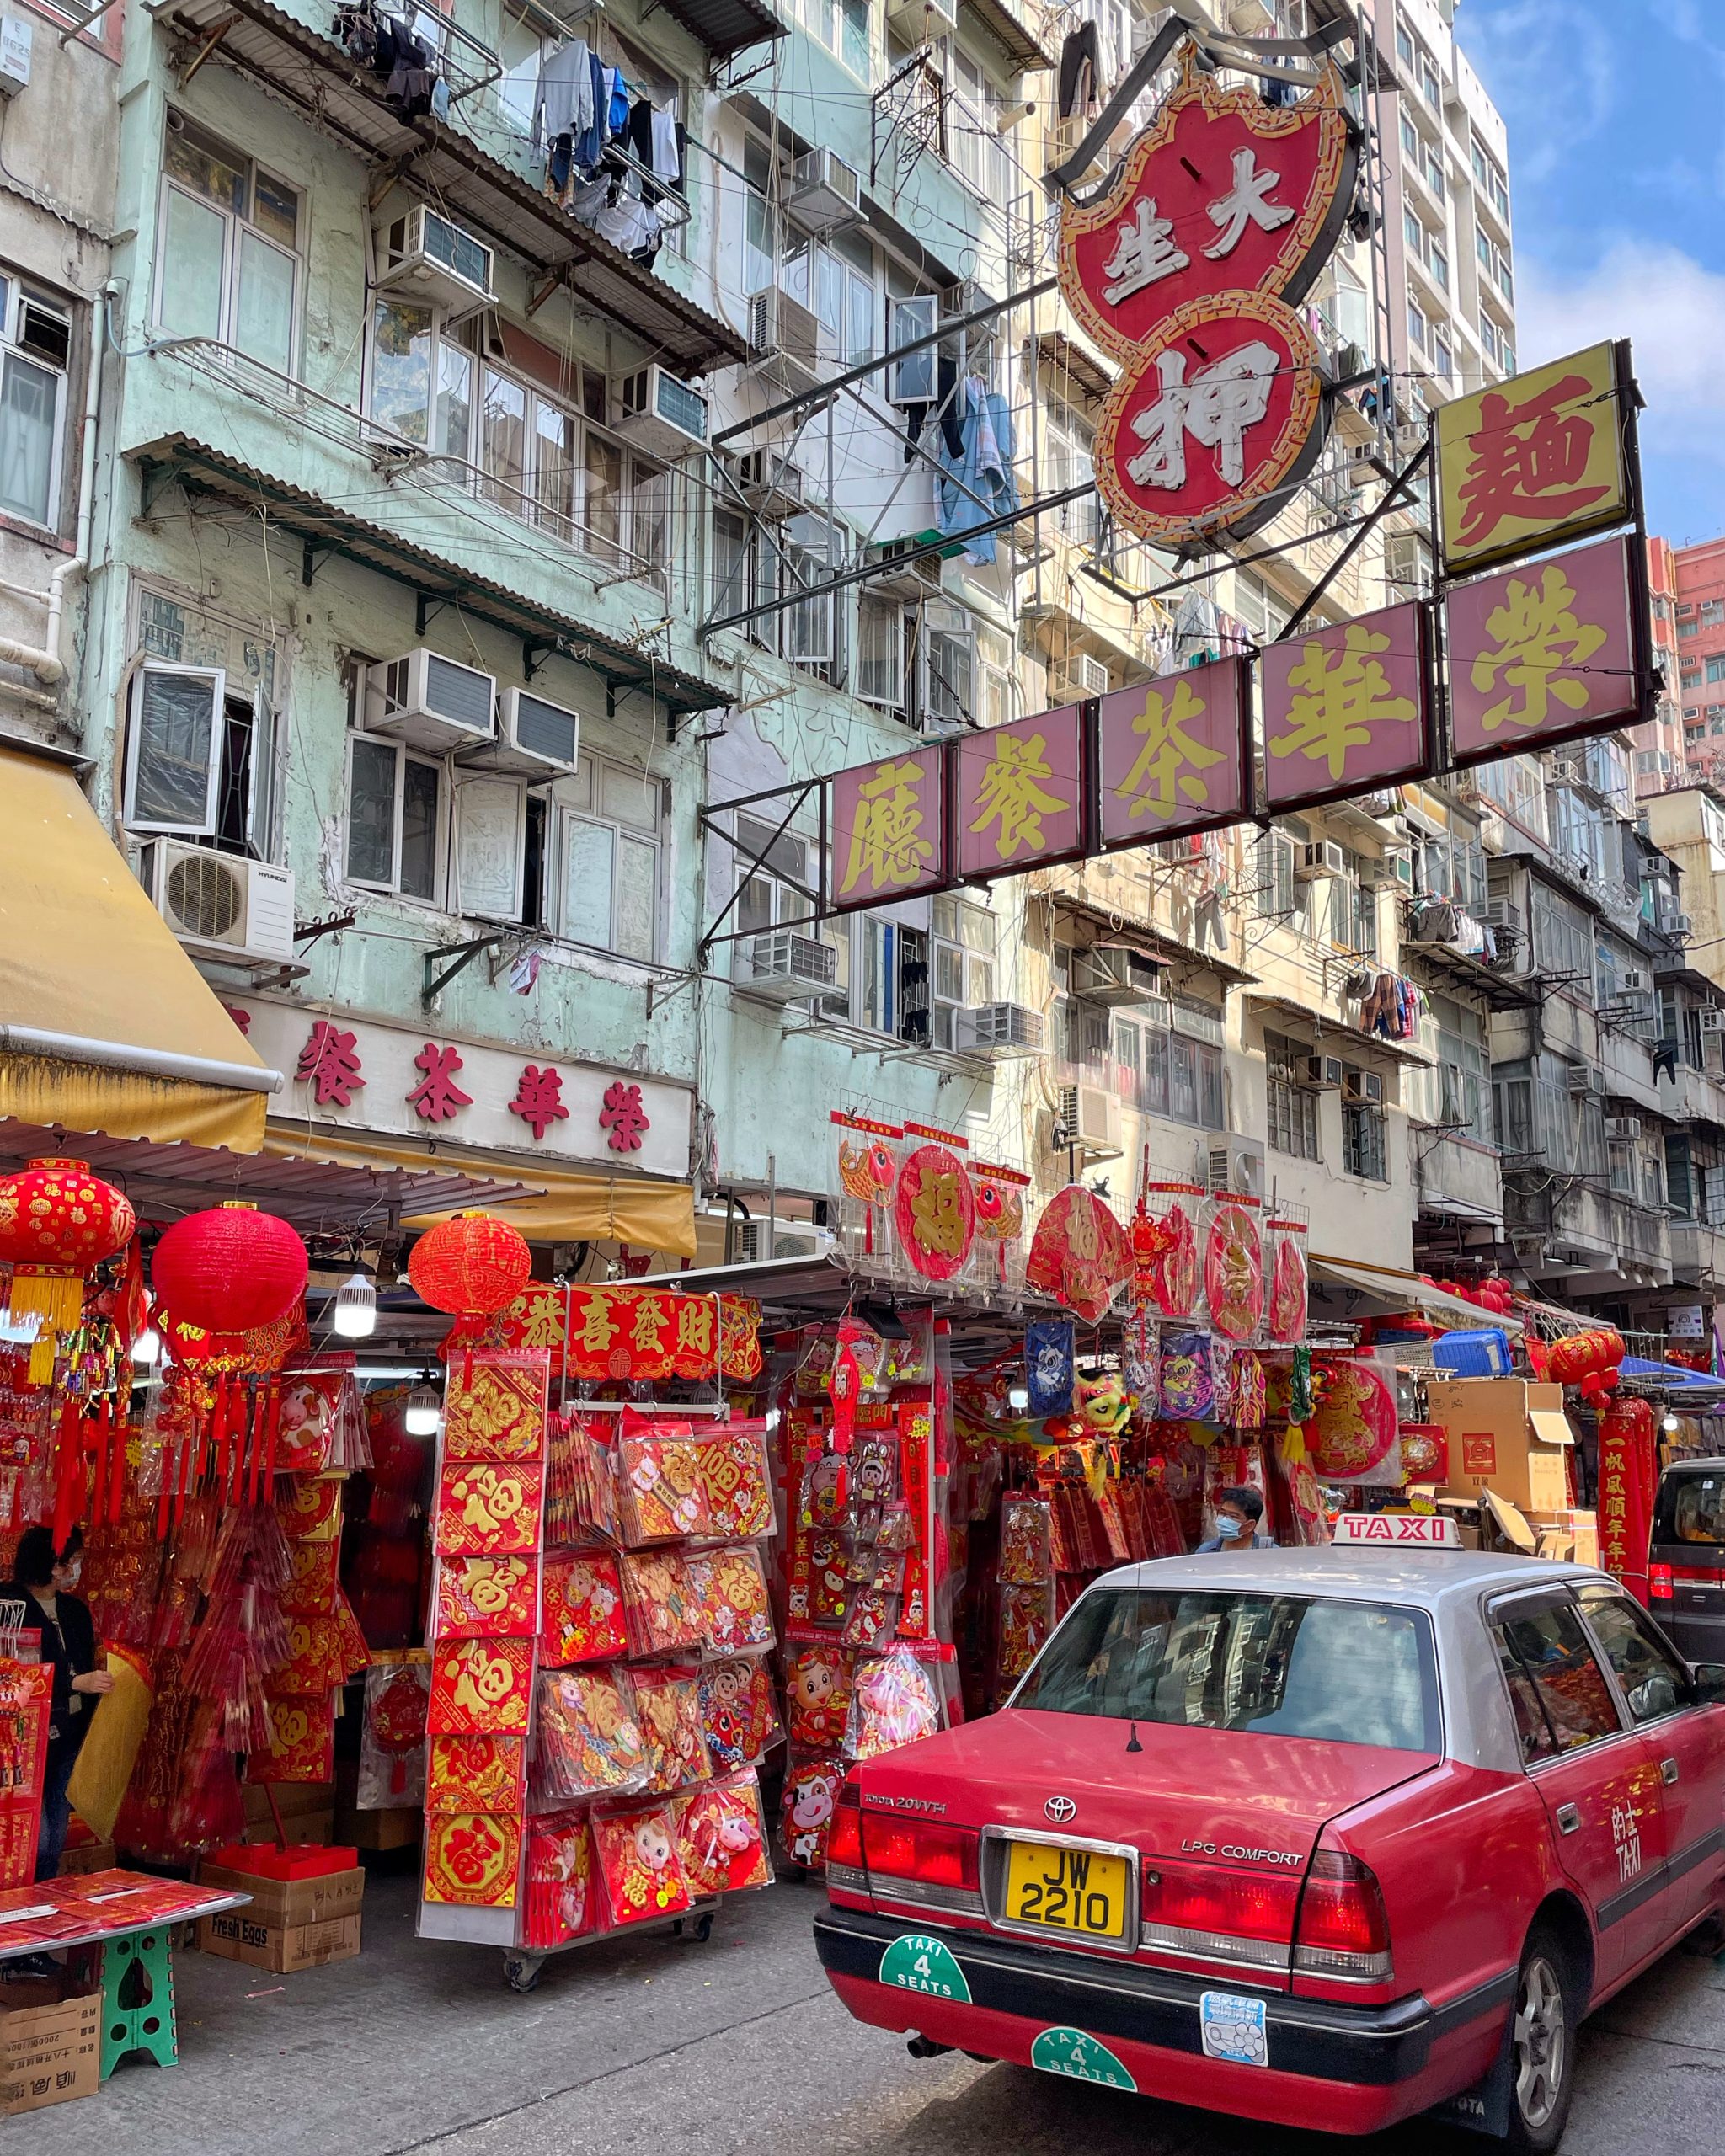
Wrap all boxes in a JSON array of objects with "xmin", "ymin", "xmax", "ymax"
[{"xmin": 1692, "ymin": 1662, "xmax": 1725, "ymax": 1705}]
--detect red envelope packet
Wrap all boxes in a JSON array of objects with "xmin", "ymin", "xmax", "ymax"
[
  {"xmin": 276, "ymin": 1474, "xmax": 343, "ymax": 1540},
  {"xmin": 778, "ymin": 1752, "xmax": 846, "ymax": 1871},
  {"xmin": 443, "ymin": 1352, "xmax": 550, "ymax": 1464},
  {"xmin": 697, "ymin": 1658, "xmax": 780, "ymax": 1772},
  {"xmin": 593, "ymin": 1805, "xmax": 693, "ymax": 1925},
  {"xmin": 617, "ymin": 1425, "xmax": 713, "ymax": 1544},
  {"xmin": 426, "ymin": 1732, "xmax": 527, "ymax": 1815},
  {"xmin": 427, "ymin": 1636, "xmax": 535, "ymax": 1736},
  {"xmin": 618, "ymin": 1550, "xmax": 705, "ymax": 1657},
  {"xmin": 688, "ymin": 1544, "xmax": 774, "ymax": 1655},
  {"xmin": 423, "ymin": 1811, "xmax": 521, "ymax": 1907},
  {"xmin": 280, "ymin": 1537, "xmax": 341, "ymax": 1618},
  {"xmin": 539, "ymin": 1551, "xmax": 628, "ymax": 1666},
  {"xmin": 265, "ymin": 1695, "xmax": 335, "ymax": 1784},
  {"xmin": 269, "ymin": 1613, "xmax": 350, "ymax": 1695},
  {"xmin": 434, "ymin": 1462, "xmax": 544, "ymax": 1556},
  {"xmin": 535, "ymin": 1668, "xmax": 649, "ymax": 1800},
  {"xmin": 435, "ymin": 1555, "xmax": 541, "ymax": 1641},
  {"xmin": 784, "ymin": 1645, "xmax": 853, "ymax": 1749},
  {"xmin": 672, "ymin": 1773, "xmax": 772, "ymax": 1896},
  {"xmin": 522, "ymin": 1814, "xmax": 600, "ymax": 1948},
  {"xmin": 697, "ymin": 1421, "xmax": 773, "ymax": 1540},
  {"xmin": 631, "ymin": 1664, "xmax": 712, "ymax": 1792}
]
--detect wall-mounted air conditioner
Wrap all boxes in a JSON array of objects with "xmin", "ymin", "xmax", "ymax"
[
  {"xmin": 787, "ymin": 148, "xmax": 862, "ymax": 234},
  {"xmin": 1071, "ymin": 944, "xmax": 1159, "ymax": 1006},
  {"xmin": 1605, "ymin": 1116, "xmax": 1642, "ymax": 1142},
  {"xmin": 373, "ymin": 205, "xmax": 494, "ymax": 311},
  {"xmin": 1300, "ymin": 1054, "xmax": 1344, "ymax": 1091},
  {"xmin": 1055, "ymin": 1083, "xmax": 1124, "ymax": 1160},
  {"xmin": 1481, "ymin": 898, "xmax": 1523, "ymax": 937},
  {"xmin": 735, "ymin": 1219, "xmax": 834, "ymax": 1263},
  {"xmin": 461, "ymin": 686, "xmax": 580, "ymax": 778},
  {"xmin": 140, "ymin": 840, "xmax": 296, "ymax": 962},
  {"xmin": 1296, "ymin": 840, "xmax": 1348, "ymax": 882},
  {"xmin": 615, "ymin": 365, "xmax": 708, "ymax": 459},
  {"xmin": 742, "ymin": 930, "xmax": 838, "ymax": 1002},
  {"xmin": 955, "ymin": 1002, "xmax": 1044, "ymax": 1056},
  {"xmin": 867, "ymin": 543, "xmax": 946, "ymax": 601},
  {"xmin": 748, "ymin": 287, "xmax": 822, "ymax": 398},
  {"xmin": 1343, "ymin": 1068, "xmax": 1384, "ymax": 1105},
  {"xmin": 735, "ymin": 449, "xmax": 809, "ymax": 520},
  {"xmin": 364, "ymin": 649, "xmax": 496, "ymax": 752},
  {"xmin": 1206, "ymin": 1135, "xmax": 1265, "ymax": 1198},
  {"xmin": 1051, "ymin": 654, "xmax": 1110, "ymax": 702},
  {"xmin": 1566, "ymin": 1063, "xmax": 1607, "ymax": 1097},
  {"xmin": 1700, "ymin": 1008, "xmax": 1725, "ymax": 1035}
]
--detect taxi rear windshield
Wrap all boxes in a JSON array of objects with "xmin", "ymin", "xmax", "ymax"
[
  {"xmin": 1015, "ymin": 1589, "xmax": 1441, "ymax": 1754},
  {"xmin": 1656, "ymin": 1470, "xmax": 1725, "ymax": 1549}
]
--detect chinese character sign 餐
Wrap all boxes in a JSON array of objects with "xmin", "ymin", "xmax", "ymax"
[{"xmin": 955, "ymin": 706, "xmax": 1086, "ymax": 879}]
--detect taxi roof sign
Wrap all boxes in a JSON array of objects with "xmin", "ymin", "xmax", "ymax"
[{"xmin": 1332, "ymin": 1513, "xmax": 1463, "ymax": 1550}]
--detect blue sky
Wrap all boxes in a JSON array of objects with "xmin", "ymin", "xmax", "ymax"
[{"xmin": 1457, "ymin": 0, "xmax": 1725, "ymax": 547}]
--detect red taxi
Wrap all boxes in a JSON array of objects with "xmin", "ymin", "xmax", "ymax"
[{"xmin": 815, "ymin": 1526, "xmax": 1725, "ymax": 2150}]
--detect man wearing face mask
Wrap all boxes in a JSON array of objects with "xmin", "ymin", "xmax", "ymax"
[
  {"xmin": 1196, "ymin": 1486, "xmax": 1277, "ymax": 1552},
  {"xmin": 0, "ymin": 1526, "xmax": 112, "ymax": 1878}
]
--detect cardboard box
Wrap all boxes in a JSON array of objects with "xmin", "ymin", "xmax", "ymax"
[
  {"xmin": 242, "ymin": 1808, "xmax": 335, "ymax": 1848},
  {"xmin": 0, "ymin": 1983, "xmax": 100, "ymax": 2116},
  {"xmin": 57, "ymin": 1837, "xmax": 116, "ymax": 1877},
  {"xmin": 1528, "ymin": 1509, "xmax": 1600, "ymax": 1568},
  {"xmin": 196, "ymin": 1909, "xmax": 362, "ymax": 1973},
  {"xmin": 335, "ymin": 1801, "xmax": 421, "ymax": 1852},
  {"xmin": 1429, "ymin": 1379, "xmax": 1576, "ymax": 1515},
  {"xmin": 198, "ymin": 1860, "xmax": 365, "ymax": 1931}
]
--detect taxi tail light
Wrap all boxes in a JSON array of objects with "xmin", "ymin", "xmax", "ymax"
[
  {"xmin": 861, "ymin": 1813, "xmax": 981, "ymax": 1895},
  {"xmin": 1140, "ymin": 1861, "xmax": 1300, "ymax": 1945},
  {"xmin": 1294, "ymin": 1849, "xmax": 1393, "ymax": 1981},
  {"xmin": 1649, "ymin": 1564, "xmax": 1674, "ymax": 1601},
  {"xmin": 826, "ymin": 1778, "xmax": 864, "ymax": 1875}
]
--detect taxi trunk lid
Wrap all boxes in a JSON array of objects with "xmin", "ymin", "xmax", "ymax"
[{"xmin": 858, "ymin": 1708, "xmax": 1437, "ymax": 1984}]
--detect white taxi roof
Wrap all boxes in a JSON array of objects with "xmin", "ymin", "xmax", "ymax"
[{"xmin": 1097, "ymin": 1548, "xmax": 1606, "ymax": 1614}]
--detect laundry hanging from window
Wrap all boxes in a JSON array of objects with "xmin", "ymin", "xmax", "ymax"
[
  {"xmin": 933, "ymin": 375, "xmax": 1019, "ymax": 566},
  {"xmin": 531, "ymin": 37, "xmax": 682, "ymax": 265},
  {"xmin": 334, "ymin": 5, "xmax": 449, "ymax": 120}
]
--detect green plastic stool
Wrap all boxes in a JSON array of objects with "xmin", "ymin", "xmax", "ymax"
[{"xmin": 99, "ymin": 1926, "xmax": 179, "ymax": 2078}]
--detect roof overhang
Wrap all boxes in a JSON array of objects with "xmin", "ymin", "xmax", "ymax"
[
  {"xmin": 966, "ymin": 0, "xmax": 1060, "ymax": 75},
  {"xmin": 656, "ymin": 0, "xmax": 787, "ymax": 61},
  {"xmin": 158, "ymin": 0, "xmax": 747, "ymax": 371},
  {"xmin": 1311, "ymin": 1251, "xmax": 1525, "ymax": 1337},
  {"xmin": 134, "ymin": 435, "xmax": 725, "ymax": 713}
]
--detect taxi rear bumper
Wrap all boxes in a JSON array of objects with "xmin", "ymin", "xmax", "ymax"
[{"xmin": 814, "ymin": 1906, "xmax": 1514, "ymax": 2134}]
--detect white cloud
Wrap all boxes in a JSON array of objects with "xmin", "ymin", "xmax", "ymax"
[
  {"xmin": 1458, "ymin": 0, "xmax": 1617, "ymax": 183},
  {"xmin": 1516, "ymin": 240, "xmax": 1725, "ymax": 535}
]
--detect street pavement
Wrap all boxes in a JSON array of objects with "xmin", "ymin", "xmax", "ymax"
[{"xmin": 29, "ymin": 1865, "xmax": 1725, "ymax": 2155}]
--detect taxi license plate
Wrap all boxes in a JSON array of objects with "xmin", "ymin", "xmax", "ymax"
[{"xmin": 1003, "ymin": 1839, "xmax": 1130, "ymax": 1941}]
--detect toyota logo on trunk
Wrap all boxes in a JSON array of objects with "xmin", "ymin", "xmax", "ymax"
[{"xmin": 1044, "ymin": 1796, "xmax": 1076, "ymax": 1823}]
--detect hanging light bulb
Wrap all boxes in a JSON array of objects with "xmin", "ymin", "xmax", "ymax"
[
  {"xmin": 1662, "ymin": 1411, "xmax": 1681, "ymax": 1433},
  {"xmin": 1007, "ymin": 1383, "xmax": 1031, "ymax": 1412},
  {"xmin": 132, "ymin": 1325, "xmax": 162, "ymax": 1367},
  {"xmin": 332, "ymin": 1273, "xmax": 377, "ymax": 1339},
  {"xmin": 404, "ymin": 1384, "xmax": 442, "ymax": 1437}
]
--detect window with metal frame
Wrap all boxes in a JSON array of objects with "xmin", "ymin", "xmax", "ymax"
[
  {"xmin": 154, "ymin": 117, "xmax": 301, "ymax": 376},
  {"xmin": 1266, "ymin": 1033, "xmax": 1321, "ymax": 1161},
  {"xmin": 0, "ymin": 271, "xmax": 71, "ymax": 533},
  {"xmin": 1342, "ymin": 1100, "xmax": 1387, "ymax": 1182},
  {"xmin": 345, "ymin": 734, "xmax": 446, "ymax": 904},
  {"xmin": 557, "ymin": 750, "xmax": 663, "ymax": 962}
]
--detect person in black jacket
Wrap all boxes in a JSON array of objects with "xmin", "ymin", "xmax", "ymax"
[{"xmin": 1, "ymin": 1526, "xmax": 112, "ymax": 1879}]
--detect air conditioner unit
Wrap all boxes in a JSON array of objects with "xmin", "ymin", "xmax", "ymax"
[
  {"xmin": 735, "ymin": 448, "xmax": 809, "ymax": 520},
  {"xmin": 1300, "ymin": 1054, "xmax": 1345, "ymax": 1091},
  {"xmin": 1393, "ymin": 420, "xmax": 1427, "ymax": 456},
  {"xmin": 462, "ymin": 686, "xmax": 580, "ymax": 778},
  {"xmin": 955, "ymin": 1002, "xmax": 1045, "ymax": 1055},
  {"xmin": 787, "ymin": 147, "xmax": 862, "ymax": 234},
  {"xmin": 373, "ymin": 205, "xmax": 494, "ymax": 311},
  {"xmin": 141, "ymin": 841, "xmax": 296, "ymax": 962},
  {"xmin": 363, "ymin": 649, "xmax": 496, "ymax": 752},
  {"xmin": 1052, "ymin": 653, "xmax": 1110, "ymax": 702},
  {"xmin": 1347, "ymin": 449, "xmax": 1382, "ymax": 494},
  {"xmin": 1700, "ymin": 1008, "xmax": 1725, "ymax": 1035},
  {"xmin": 614, "ymin": 365, "xmax": 708, "ymax": 459},
  {"xmin": 1619, "ymin": 968, "xmax": 1648, "ymax": 995},
  {"xmin": 1565, "ymin": 1063, "xmax": 1606, "ymax": 1097},
  {"xmin": 1343, "ymin": 1068, "xmax": 1385, "ymax": 1105},
  {"xmin": 1206, "ymin": 1135, "xmax": 1265, "ymax": 1198},
  {"xmin": 748, "ymin": 287, "xmax": 822, "ymax": 398},
  {"xmin": 1605, "ymin": 1116, "xmax": 1642, "ymax": 1141},
  {"xmin": 1671, "ymin": 913, "xmax": 1694, "ymax": 936},
  {"xmin": 742, "ymin": 929, "xmax": 838, "ymax": 1002},
  {"xmin": 1055, "ymin": 1083, "xmax": 1124, "ymax": 1161},
  {"xmin": 735, "ymin": 1218, "xmax": 834, "ymax": 1263},
  {"xmin": 1296, "ymin": 841, "xmax": 1348, "ymax": 882},
  {"xmin": 1482, "ymin": 898, "xmax": 1524, "ymax": 936},
  {"xmin": 885, "ymin": 0, "xmax": 956, "ymax": 42},
  {"xmin": 1071, "ymin": 944, "xmax": 1160, "ymax": 1006},
  {"xmin": 867, "ymin": 543, "xmax": 946, "ymax": 601}
]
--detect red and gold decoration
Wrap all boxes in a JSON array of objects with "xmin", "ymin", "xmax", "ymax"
[
  {"xmin": 1204, "ymin": 1200, "xmax": 1265, "ymax": 1342},
  {"xmin": 0, "ymin": 1155, "xmax": 136, "ymax": 1381},
  {"xmin": 1546, "ymin": 1327, "xmax": 1626, "ymax": 1407},
  {"xmin": 1306, "ymin": 1356, "xmax": 1399, "ymax": 1481},
  {"xmin": 423, "ymin": 1808, "xmax": 522, "ymax": 1907},
  {"xmin": 0, "ymin": 1658, "xmax": 51, "ymax": 1888},
  {"xmin": 445, "ymin": 1283, "xmax": 762, "ymax": 1384},
  {"xmin": 408, "ymin": 1212, "xmax": 532, "ymax": 1316},
  {"xmin": 152, "ymin": 1202, "xmax": 308, "ymax": 1334},
  {"xmin": 894, "ymin": 1139, "xmax": 976, "ymax": 1283},
  {"xmin": 1026, "ymin": 1186, "xmax": 1134, "ymax": 1321},
  {"xmin": 1598, "ymin": 1396, "xmax": 1658, "ymax": 1605}
]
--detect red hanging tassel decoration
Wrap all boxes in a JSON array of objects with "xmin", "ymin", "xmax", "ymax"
[
  {"xmin": 209, "ymin": 1374, "xmax": 231, "ymax": 1499},
  {"xmin": 109, "ymin": 1402, "xmax": 127, "ymax": 1526},
  {"xmin": 51, "ymin": 1398, "xmax": 80, "ymax": 1553},
  {"xmin": 261, "ymin": 1379, "xmax": 282, "ymax": 1493},
  {"xmin": 90, "ymin": 1396, "xmax": 109, "ymax": 1527},
  {"xmin": 174, "ymin": 1428, "xmax": 192, "ymax": 1528},
  {"xmin": 233, "ymin": 1383, "xmax": 253, "ymax": 1505}
]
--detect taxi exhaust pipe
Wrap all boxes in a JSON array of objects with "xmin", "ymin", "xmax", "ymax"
[{"xmin": 906, "ymin": 2035, "xmax": 952, "ymax": 2059}]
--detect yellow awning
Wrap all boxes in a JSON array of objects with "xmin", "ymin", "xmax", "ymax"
[
  {"xmin": 0, "ymin": 746, "xmax": 275, "ymax": 1151},
  {"xmin": 263, "ymin": 1126, "xmax": 697, "ymax": 1257}
]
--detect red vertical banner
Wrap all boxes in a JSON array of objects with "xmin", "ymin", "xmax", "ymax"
[
  {"xmin": 1597, "ymin": 1399, "xmax": 1657, "ymax": 1606},
  {"xmin": 0, "ymin": 1660, "xmax": 51, "ymax": 1889}
]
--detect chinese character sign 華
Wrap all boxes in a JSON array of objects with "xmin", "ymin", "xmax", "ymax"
[
  {"xmin": 955, "ymin": 706, "xmax": 1086, "ymax": 878},
  {"xmin": 1434, "ymin": 340, "xmax": 1629, "ymax": 577},
  {"xmin": 1262, "ymin": 602, "xmax": 1431, "ymax": 809},
  {"xmin": 1445, "ymin": 534, "xmax": 1641, "ymax": 763},
  {"xmin": 828, "ymin": 744, "xmax": 948, "ymax": 912},
  {"xmin": 1097, "ymin": 658, "xmax": 1250, "ymax": 848}
]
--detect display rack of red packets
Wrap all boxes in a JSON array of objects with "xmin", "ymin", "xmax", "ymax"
[
  {"xmin": 671, "ymin": 1774, "xmax": 772, "ymax": 1896},
  {"xmin": 592, "ymin": 1803, "xmax": 695, "ymax": 1925}
]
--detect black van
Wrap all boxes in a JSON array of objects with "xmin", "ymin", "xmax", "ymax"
[{"xmin": 1650, "ymin": 1456, "xmax": 1725, "ymax": 1662}]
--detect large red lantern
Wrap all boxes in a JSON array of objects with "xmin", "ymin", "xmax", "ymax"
[
  {"xmin": 407, "ymin": 1213, "xmax": 531, "ymax": 1315},
  {"xmin": 0, "ymin": 1155, "xmax": 136, "ymax": 1380},
  {"xmin": 1546, "ymin": 1328, "xmax": 1624, "ymax": 1386},
  {"xmin": 152, "ymin": 1201, "xmax": 308, "ymax": 1334}
]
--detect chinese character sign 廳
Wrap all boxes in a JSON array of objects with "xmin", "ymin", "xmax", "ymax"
[{"xmin": 827, "ymin": 744, "xmax": 948, "ymax": 913}]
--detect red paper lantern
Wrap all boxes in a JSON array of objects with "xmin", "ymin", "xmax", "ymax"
[
  {"xmin": 408, "ymin": 1212, "xmax": 532, "ymax": 1315},
  {"xmin": 0, "ymin": 1156, "xmax": 135, "ymax": 1267},
  {"xmin": 1548, "ymin": 1328, "xmax": 1625, "ymax": 1385},
  {"xmin": 152, "ymin": 1202, "xmax": 308, "ymax": 1333}
]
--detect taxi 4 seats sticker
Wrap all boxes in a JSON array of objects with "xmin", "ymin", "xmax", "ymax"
[
  {"xmin": 1199, "ymin": 1989, "xmax": 1268, "ymax": 2068},
  {"xmin": 1029, "ymin": 2027, "xmax": 1137, "ymax": 2090},
  {"xmin": 879, "ymin": 1933, "xmax": 971, "ymax": 2002}
]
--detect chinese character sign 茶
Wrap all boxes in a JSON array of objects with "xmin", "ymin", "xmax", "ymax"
[{"xmin": 1097, "ymin": 658, "xmax": 1250, "ymax": 847}]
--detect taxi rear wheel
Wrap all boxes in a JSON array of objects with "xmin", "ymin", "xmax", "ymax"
[{"xmin": 1505, "ymin": 1929, "xmax": 1576, "ymax": 2153}]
